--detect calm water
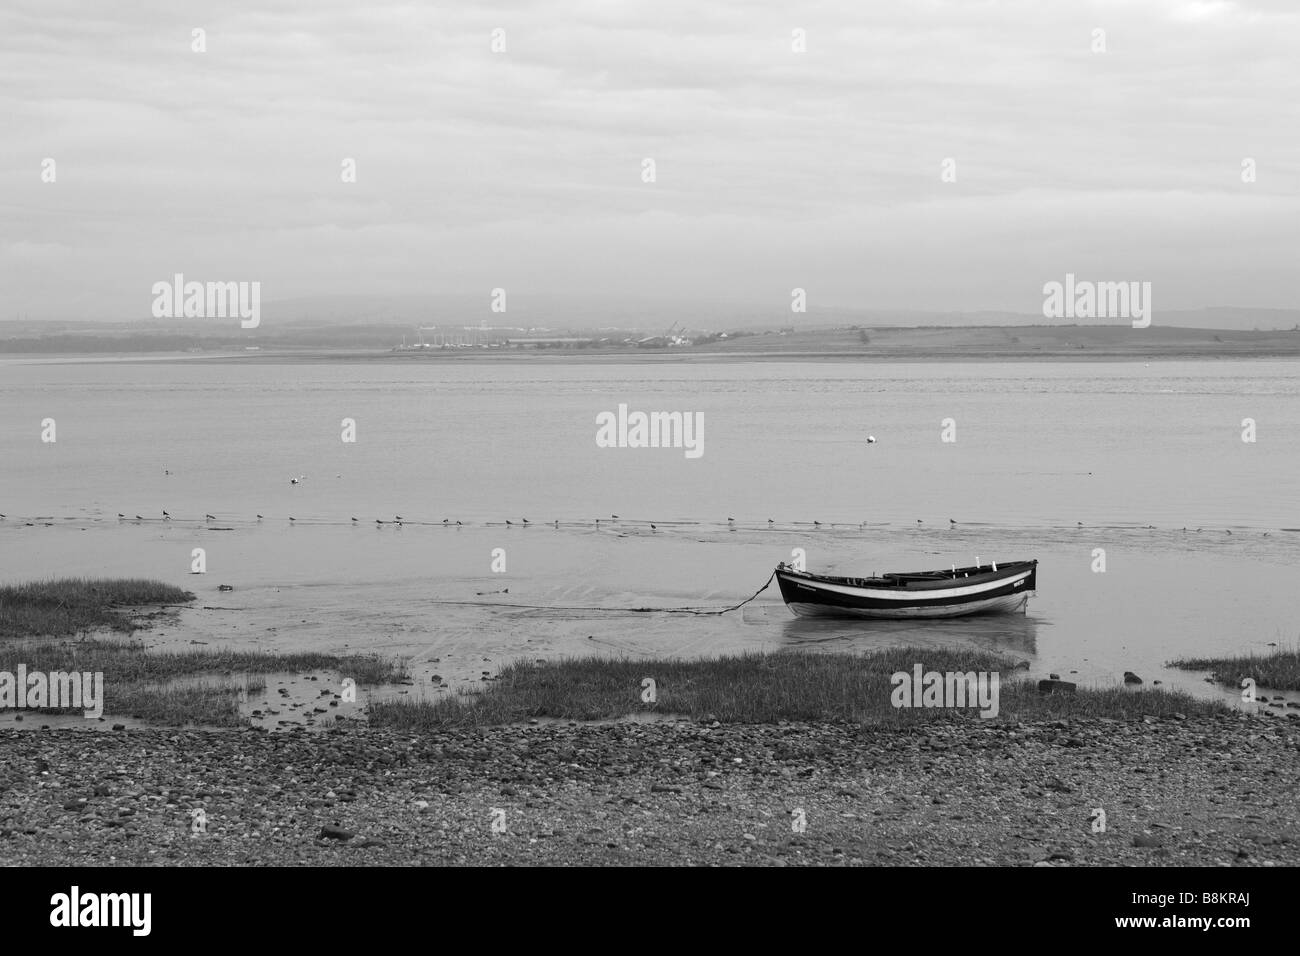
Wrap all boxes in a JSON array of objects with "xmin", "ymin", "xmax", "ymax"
[{"xmin": 2, "ymin": 358, "xmax": 1298, "ymax": 707}]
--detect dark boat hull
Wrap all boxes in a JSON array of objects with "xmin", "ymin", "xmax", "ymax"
[{"xmin": 776, "ymin": 560, "xmax": 1037, "ymax": 619}]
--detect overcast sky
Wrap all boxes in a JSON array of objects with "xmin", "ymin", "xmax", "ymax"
[{"xmin": 1, "ymin": 0, "xmax": 1297, "ymax": 322}]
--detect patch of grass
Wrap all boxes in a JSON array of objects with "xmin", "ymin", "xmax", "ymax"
[
  {"xmin": 369, "ymin": 650, "xmax": 1226, "ymax": 730},
  {"xmin": 0, "ymin": 640, "xmax": 404, "ymax": 683},
  {"xmin": 107, "ymin": 681, "xmax": 256, "ymax": 727},
  {"xmin": 1169, "ymin": 646, "xmax": 1300, "ymax": 691},
  {"xmin": 0, "ymin": 639, "xmax": 405, "ymax": 724},
  {"xmin": 26, "ymin": 679, "xmax": 266, "ymax": 728},
  {"xmin": 0, "ymin": 577, "xmax": 195, "ymax": 639}
]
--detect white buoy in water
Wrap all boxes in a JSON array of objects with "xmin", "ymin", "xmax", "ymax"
[{"xmin": 866, "ymin": 435, "xmax": 876, "ymax": 443}]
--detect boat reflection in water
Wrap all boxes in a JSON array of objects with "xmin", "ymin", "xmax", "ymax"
[{"xmin": 778, "ymin": 608, "xmax": 1040, "ymax": 660}]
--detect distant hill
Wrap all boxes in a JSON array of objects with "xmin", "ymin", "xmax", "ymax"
[
  {"xmin": 250, "ymin": 298, "xmax": 1300, "ymax": 333},
  {"xmin": 697, "ymin": 324, "xmax": 1300, "ymax": 359},
  {"xmin": 3, "ymin": 299, "xmax": 1298, "ymax": 356},
  {"xmin": 6, "ymin": 321, "xmax": 1300, "ymax": 360},
  {"xmin": 4, "ymin": 297, "xmax": 1297, "ymax": 335}
]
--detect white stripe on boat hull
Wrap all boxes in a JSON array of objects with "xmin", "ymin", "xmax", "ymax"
[{"xmin": 786, "ymin": 592, "xmax": 1032, "ymax": 620}]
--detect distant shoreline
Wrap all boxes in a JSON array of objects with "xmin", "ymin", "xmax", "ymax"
[
  {"xmin": 7, "ymin": 325, "xmax": 1300, "ymax": 364},
  {"xmin": 12, "ymin": 349, "xmax": 1300, "ymax": 366}
]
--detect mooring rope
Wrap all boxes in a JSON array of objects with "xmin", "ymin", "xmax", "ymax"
[{"xmin": 421, "ymin": 569, "xmax": 779, "ymax": 617}]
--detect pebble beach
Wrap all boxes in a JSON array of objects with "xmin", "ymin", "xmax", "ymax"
[{"xmin": 4, "ymin": 712, "xmax": 1297, "ymax": 866}]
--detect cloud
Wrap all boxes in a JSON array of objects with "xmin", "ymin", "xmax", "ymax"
[{"xmin": 1, "ymin": 0, "xmax": 1295, "ymax": 318}]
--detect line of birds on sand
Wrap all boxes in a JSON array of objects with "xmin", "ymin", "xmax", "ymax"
[
  {"xmin": 0, "ymin": 512, "xmax": 1268, "ymax": 535},
  {"xmin": 111, "ymin": 466, "xmax": 1236, "ymax": 533},
  {"xmin": 1, "ymin": 511, "xmax": 1267, "ymax": 537},
  {"xmin": 106, "ymin": 511, "xmax": 472, "ymax": 527}
]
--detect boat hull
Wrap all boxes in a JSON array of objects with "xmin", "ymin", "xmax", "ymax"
[{"xmin": 776, "ymin": 560, "xmax": 1036, "ymax": 620}]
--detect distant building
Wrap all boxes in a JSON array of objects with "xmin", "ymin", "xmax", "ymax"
[{"xmin": 506, "ymin": 336, "xmax": 598, "ymax": 348}]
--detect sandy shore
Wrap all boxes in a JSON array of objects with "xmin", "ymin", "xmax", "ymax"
[{"xmin": 3, "ymin": 712, "xmax": 1296, "ymax": 866}]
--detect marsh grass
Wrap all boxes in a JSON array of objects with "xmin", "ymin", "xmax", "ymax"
[
  {"xmin": 1170, "ymin": 646, "xmax": 1300, "ymax": 691},
  {"xmin": 93, "ymin": 680, "xmax": 266, "ymax": 727},
  {"xmin": 0, "ymin": 577, "xmax": 195, "ymax": 639},
  {"xmin": 0, "ymin": 639, "xmax": 405, "ymax": 724},
  {"xmin": 369, "ymin": 650, "xmax": 1224, "ymax": 730},
  {"xmin": 0, "ymin": 640, "xmax": 403, "ymax": 683}
]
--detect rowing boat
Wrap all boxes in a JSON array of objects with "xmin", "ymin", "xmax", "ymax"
[{"xmin": 775, "ymin": 559, "xmax": 1037, "ymax": 619}]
